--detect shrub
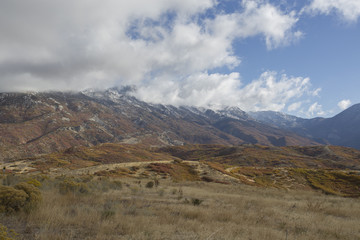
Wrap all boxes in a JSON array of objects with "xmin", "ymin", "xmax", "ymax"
[
  {"xmin": 59, "ymin": 179, "xmax": 78, "ymax": 194},
  {"xmin": 26, "ymin": 179, "xmax": 42, "ymax": 188},
  {"xmin": 191, "ymin": 198, "xmax": 203, "ymax": 206},
  {"xmin": 0, "ymin": 185, "xmax": 28, "ymax": 214},
  {"xmin": 14, "ymin": 182, "xmax": 42, "ymax": 213},
  {"xmin": 59, "ymin": 179, "xmax": 89, "ymax": 195},
  {"xmin": 145, "ymin": 181, "xmax": 154, "ymax": 188},
  {"xmin": 201, "ymin": 176, "xmax": 214, "ymax": 182},
  {"xmin": 0, "ymin": 223, "xmax": 18, "ymax": 240},
  {"xmin": 0, "ymin": 183, "xmax": 41, "ymax": 214},
  {"xmin": 78, "ymin": 183, "xmax": 90, "ymax": 194}
]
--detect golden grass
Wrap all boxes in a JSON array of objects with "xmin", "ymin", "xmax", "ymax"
[
  {"xmin": 157, "ymin": 144, "xmax": 360, "ymax": 170},
  {"xmin": 1, "ymin": 176, "xmax": 360, "ymax": 240},
  {"xmin": 2, "ymin": 143, "xmax": 360, "ymax": 239},
  {"xmin": 148, "ymin": 161, "xmax": 200, "ymax": 182}
]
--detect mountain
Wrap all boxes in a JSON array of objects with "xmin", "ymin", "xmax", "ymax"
[
  {"xmin": 305, "ymin": 104, "xmax": 360, "ymax": 149},
  {"xmin": 0, "ymin": 88, "xmax": 317, "ymax": 161},
  {"xmin": 249, "ymin": 105, "xmax": 360, "ymax": 149},
  {"xmin": 248, "ymin": 111, "xmax": 325, "ymax": 142},
  {"xmin": 248, "ymin": 111, "xmax": 307, "ymax": 129}
]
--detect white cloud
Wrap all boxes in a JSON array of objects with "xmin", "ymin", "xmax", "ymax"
[
  {"xmin": 312, "ymin": 88, "xmax": 322, "ymax": 96},
  {"xmin": 0, "ymin": 0, "xmax": 301, "ymax": 91},
  {"xmin": 236, "ymin": 72, "xmax": 312, "ymax": 111},
  {"xmin": 135, "ymin": 71, "xmax": 314, "ymax": 113},
  {"xmin": 307, "ymin": 102, "xmax": 325, "ymax": 117},
  {"xmin": 0, "ymin": 0, "xmax": 313, "ymax": 114},
  {"xmin": 235, "ymin": 0, "xmax": 302, "ymax": 49},
  {"xmin": 288, "ymin": 101, "xmax": 302, "ymax": 112},
  {"xmin": 135, "ymin": 72, "xmax": 242, "ymax": 109},
  {"xmin": 305, "ymin": 0, "xmax": 360, "ymax": 22},
  {"xmin": 338, "ymin": 99, "xmax": 352, "ymax": 110}
]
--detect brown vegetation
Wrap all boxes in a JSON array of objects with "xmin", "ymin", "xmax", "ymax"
[
  {"xmin": 1, "ymin": 143, "xmax": 360, "ymax": 239},
  {"xmin": 0, "ymin": 175, "xmax": 359, "ymax": 240}
]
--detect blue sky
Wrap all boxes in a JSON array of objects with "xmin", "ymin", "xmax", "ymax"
[
  {"xmin": 0, "ymin": 0, "xmax": 359, "ymax": 118},
  {"xmin": 235, "ymin": 5, "xmax": 360, "ymax": 117}
]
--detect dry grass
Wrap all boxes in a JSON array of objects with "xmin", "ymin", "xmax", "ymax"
[
  {"xmin": 1, "ymin": 143, "xmax": 359, "ymax": 239},
  {"xmin": 1, "ymin": 176, "xmax": 360, "ymax": 240},
  {"xmin": 157, "ymin": 144, "xmax": 360, "ymax": 170}
]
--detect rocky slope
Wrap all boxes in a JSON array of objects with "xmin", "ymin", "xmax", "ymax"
[{"xmin": 0, "ymin": 88, "xmax": 317, "ymax": 161}]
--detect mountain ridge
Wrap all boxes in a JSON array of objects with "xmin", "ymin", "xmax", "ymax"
[
  {"xmin": 0, "ymin": 88, "xmax": 317, "ymax": 161},
  {"xmin": 249, "ymin": 105, "xmax": 360, "ymax": 148}
]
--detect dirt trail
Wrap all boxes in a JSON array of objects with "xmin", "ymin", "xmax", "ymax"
[
  {"xmin": 0, "ymin": 160, "xmax": 37, "ymax": 174},
  {"xmin": 1, "ymin": 158, "xmax": 242, "ymax": 184},
  {"xmin": 225, "ymin": 166, "xmax": 255, "ymax": 183},
  {"xmin": 53, "ymin": 160, "xmax": 174, "ymax": 176}
]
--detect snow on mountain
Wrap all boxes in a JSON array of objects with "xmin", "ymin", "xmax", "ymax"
[{"xmin": 0, "ymin": 88, "xmax": 318, "ymax": 160}]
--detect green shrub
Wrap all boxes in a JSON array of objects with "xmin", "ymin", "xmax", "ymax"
[
  {"xmin": 26, "ymin": 179, "xmax": 42, "ymax": 188},
  {"xmin": 14, "ymin": 182, "xmax": 42, "ymax": 213},
  {"xmin": 0, "ymin": 183, "xmax": 41, "ymax": 214},
  {"xmin": 0, "ymin": 185, "xmax": 28, "ymax": 214}
]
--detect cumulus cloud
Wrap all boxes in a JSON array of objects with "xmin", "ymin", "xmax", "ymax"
[
  {"xmin": 136, "ymin": 71, "xmax": 315, "ymax": 112},
  {"xmin": 338, "ymin": 99, "xmax": 352, "ymax": 110},
  {"xmin": 307, "ymin": 102, "xmax": 325, "ymax": 117},
  {"xmin": 236, "ymin": 0, "xmax": 302, "ymax": 49},
  {"xmin": 305, "ymin": 0, "xmax": 360, "ymax": 22},
  {"xmin": 0, "ymin": 0, "xmax": 314, "ymax": 113}
]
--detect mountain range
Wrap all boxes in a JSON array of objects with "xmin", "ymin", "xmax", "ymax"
[
  {"xmin": 0, "ymin": 87, "xmax": 359, "ymax": 161},
  {"xmin": 249, "ymin": 104, "xmax": 360, "ymax": 149}
]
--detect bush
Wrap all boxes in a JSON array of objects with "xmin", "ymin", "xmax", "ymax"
[
  {"xmin": 0, "ymin": 223, "xmax": 18, "ymax": 240},
  {"xmin": 145, "ymin": 181, "xmax": 154, "ymax": 188},
  {"xmin": 191, "ymin": 198, "xmax": 203, "ymax": 206},
  {"xmin": 14, "ymin": 183, "xmax": 42, "ymax": 213},
  {"xmin": 59, "ymin": 179, "xmax": 89, "ymax": 195},
  {"xmin": 26, "ymin": 179, "xmax": 42, "ymax": 188},
  {"xmin": 0, "ymin": 183, "xmax": 41, "ymax": 214},
  {"xmin": 0, "ymin": 185, "xmax": 28, "ymax": 214}
]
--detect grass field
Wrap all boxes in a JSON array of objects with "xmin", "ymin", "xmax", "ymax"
[
  {"xmin": 1, "ymin": 143, "xmax": 360, "ymax": 239},
  {"xmin": 1, "ymin": 174, "xmax": 360, "ymax": 240}
]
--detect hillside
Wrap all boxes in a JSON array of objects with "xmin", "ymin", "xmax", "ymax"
[
  {"xmin": 3, "ymin": 143, "xmax": 360, "ymax": 197},
  {"xmin": 0, "ymin": 89, "xmax": 317, "ymax": 161},
  {"xmin": 305, "ymin": 104, "xmax": 360, "ymax": 149},
  {"xmin": 250, "ymin": 105, "xmax": 360, "ymax": 148}
]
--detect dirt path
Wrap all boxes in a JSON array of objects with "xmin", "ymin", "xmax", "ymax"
[
  {"xmin": 225, "ymin": 166, "xmax": 255, "ymax": 183},
  {"xmin": 0, "ymin": 160, "xmax": 37, "ymax": 174},
  {"xmin": 52, "ymin": 160, "xmax": 174, "ymax": 176},
  {"xmin": 1, "ymin": 158, "xmax": 242, "ymax": 185}
]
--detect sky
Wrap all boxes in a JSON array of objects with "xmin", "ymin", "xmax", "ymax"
[{"xmin": 0, "ymin": 0, "xmax": 360, "ymax": 118}]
